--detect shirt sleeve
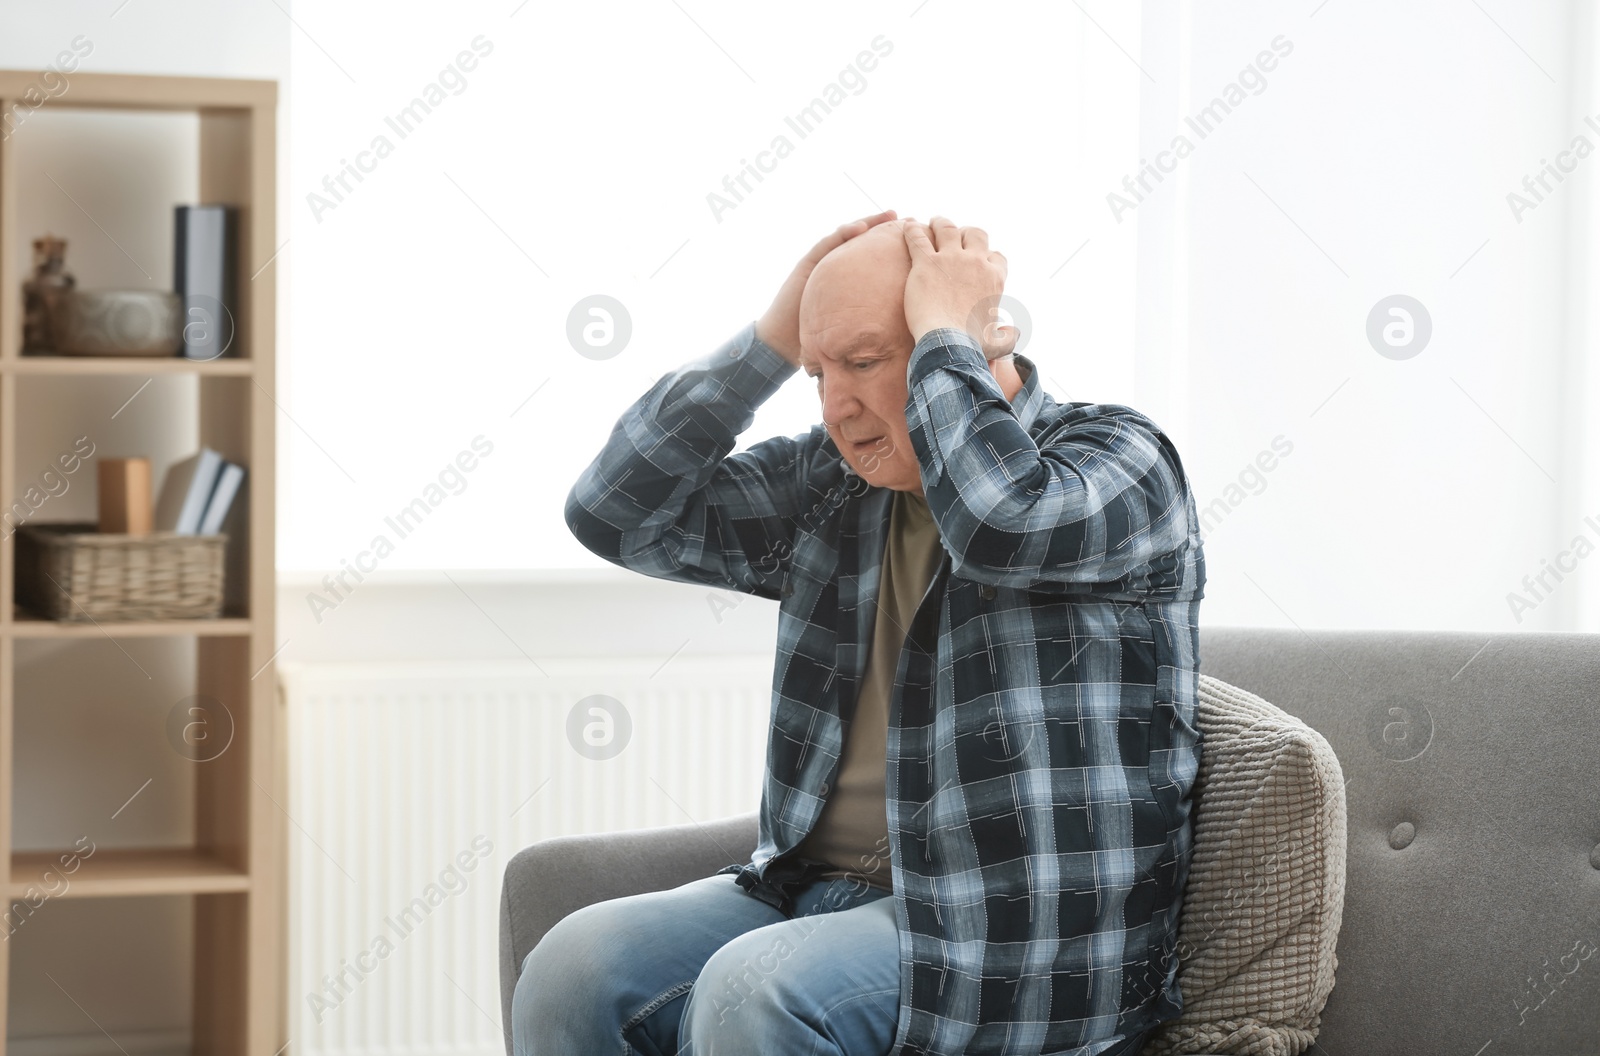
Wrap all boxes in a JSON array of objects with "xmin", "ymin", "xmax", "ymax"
[
  {"xmin": 905, "ymin": 326, "xmax": 1199, "ymax": 596},
  {"xmin": 564, "ymin": 319, "xmax": 822, "ymax": 600}
]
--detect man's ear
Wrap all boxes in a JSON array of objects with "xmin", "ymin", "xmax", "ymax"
[{"xmin": 981, "ymin": 322, "xmax": 1020, "ymax": 360}]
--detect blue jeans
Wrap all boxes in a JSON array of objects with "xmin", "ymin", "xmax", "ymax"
[{"xmin": 511, "ymin": 871, "xmax": 899, "ymax": 1055}]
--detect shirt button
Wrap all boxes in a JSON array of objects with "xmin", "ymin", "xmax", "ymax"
[
  {"xmin": 980, "ymin": 584, "xmax": 997, "ymax": 600},
  {"xmin": 818, "ymin": 782, "xmax": 830, "ymax": 796}
]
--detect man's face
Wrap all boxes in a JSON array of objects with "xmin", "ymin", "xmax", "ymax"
[{"xmin": 797, "ymin": 220, "xmax": 924, "ymax": 493}]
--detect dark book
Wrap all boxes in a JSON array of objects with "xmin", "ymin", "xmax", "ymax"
[{"xmin": 174, "ymin": 204, "xmax": 239, "ymax": 360}]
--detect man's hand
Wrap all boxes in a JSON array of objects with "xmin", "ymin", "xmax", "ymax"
[
  {"xmin": 756, "ymin": 209, "xmax": 899, "ymax": 368},
  {"xmin": 903, "ymin": 217, "xmax": 1018, "ymax": 360}
]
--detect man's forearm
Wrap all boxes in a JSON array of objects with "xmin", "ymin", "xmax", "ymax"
[
  {"xmin": 904, "ymin": 326, "xmax": 1194, "ymax": 592},
  {"xmin": 563, "ymin": 320, "xmax": 799, "ymax": 577}
]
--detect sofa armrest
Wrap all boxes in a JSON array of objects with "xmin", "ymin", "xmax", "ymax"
[{"xmin": 497, "ymin": 810, "xmax": 760, "ymax": 1052}]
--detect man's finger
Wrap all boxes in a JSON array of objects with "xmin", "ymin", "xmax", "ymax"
[
  {"xmin": 963, "ymin": 226, "xmax": 989, "ymax": 252},
  {"xmin": 989, "ymin": 249, "xmax": 1007, "ymax": 279},
  {"xmin": 928, "ymin": 215, "xmax": 958, "ymax": 251},
  {"xmin": 903, "ymin": 219, "xmax": 934, "ymax": 256},
  {"xmin": 841, "ymin": 209, "xmax": 897, "ymax": 236}
]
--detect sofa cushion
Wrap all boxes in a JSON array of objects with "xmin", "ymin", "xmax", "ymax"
[{"xmin": 1140, "ymin": 674, "xmax": 1348, "ymax": 1056}]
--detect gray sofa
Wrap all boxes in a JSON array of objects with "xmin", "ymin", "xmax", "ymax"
[{"xmin": 500, "ymin": 627, "xmax": 1600, "ymax": 1054}]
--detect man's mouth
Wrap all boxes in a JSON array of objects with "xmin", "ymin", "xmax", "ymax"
[{"xmin": 850, "ymin": 436, "xmax": 885, "ymax": 450}]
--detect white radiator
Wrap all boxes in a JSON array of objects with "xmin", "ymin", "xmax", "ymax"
[{"xmin": 281, "ymin": 654, "xmax": 774, "ymax": 1056}]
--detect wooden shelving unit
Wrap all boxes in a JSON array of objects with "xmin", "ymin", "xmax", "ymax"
[
  {"xmin": 6, "ymin": 357, "xmax": 256, "ymax": 376},
  {"xmin": 0, "ymin": 72, "xmax": 280, "ymax": 1053},
  {"xmin": 6, "ymin": 848, "xmax": 252, "ymax": 899}
]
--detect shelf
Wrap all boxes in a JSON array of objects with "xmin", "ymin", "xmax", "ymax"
[
  {"xmin": 4, "ymin": 357, "xmax": 253, "ymax": 376},
  {"xmin": 0, "ymin": 71, "xmax": 275, "ymax": 112},
  {"xmin": 7, "ymin": 847, "xmax": 250, "ymax": 899},
  {"xmin": 8, "ymin": 612, "xmax": 254, "ymax": 638},
  {"xmin": 1, "ymin": 65, "xmax": 279, "ymax": 1051}
]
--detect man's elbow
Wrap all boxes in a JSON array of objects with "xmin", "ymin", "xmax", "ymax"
[
  {"xmin": 937, "ymin": 486, "xmax": 1184, "ymax": 588},
  {"xmin": 564, "ymin": 483, "xmax": 621, "ymax": 560}
]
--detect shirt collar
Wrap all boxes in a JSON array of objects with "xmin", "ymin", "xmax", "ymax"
[{"xmin": 1009, "ymin": 351, "xmax": 1049, "ymax": 429}]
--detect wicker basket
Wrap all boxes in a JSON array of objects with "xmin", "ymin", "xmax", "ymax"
[{"xmin": 15, "ymin": 522, "xmax": 227, "ymax": 622}]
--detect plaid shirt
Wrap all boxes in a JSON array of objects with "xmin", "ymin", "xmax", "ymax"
[{"xmin": 565, "ymin": 319, "xmax": 1205, "ymax": 1056}]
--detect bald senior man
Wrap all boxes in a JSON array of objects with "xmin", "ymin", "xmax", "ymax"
[{"xmin": 520, "ymin": 212, "xmax": 1206, "ymax": 1056}]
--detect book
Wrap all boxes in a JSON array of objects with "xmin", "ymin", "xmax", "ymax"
[
  {"xmin": 97, "ymin": 457, "xmax": 153, "ymax": 535},
  {"xmin": 174, "ymin": 204, "xmax": 238, "ymax": 360},
  {"xmin": 155, "ymin": 448, "xmax": 225, "ymax": 535},
  {"xmin": 198, "ymin": 461, "xmax": 246, "ymax": 535}
]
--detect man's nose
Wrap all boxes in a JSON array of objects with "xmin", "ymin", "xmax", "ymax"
[{"xmin": 820, "ymin": 379, "xmax": 861, "ymax": 429}]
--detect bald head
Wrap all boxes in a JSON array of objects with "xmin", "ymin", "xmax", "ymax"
[
  {"xmin": 793, "ymin": 218, "xmax": 923, "ymax": 490},
  {"xmin": 791, "ymin": 214, "xmax": 1024, "ymax": 492},
  {"xmin": 797, "ymin": 218, "xmax": 913, "ymax": 370}
]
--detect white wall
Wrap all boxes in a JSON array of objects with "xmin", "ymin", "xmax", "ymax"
[
  {"xmin": 0, "ymin": 3, "xmax": 290, "ymax": 1049},
  {"xmin": 276, "ymin": 0, "xmax": 1598, "ymax": 640},
  {"xmin": 1142, "ymin": 0, "xmax": 1597, "ymax": 633},
  {"xmin": 276, "ymin": 0, "xmax": 1599, "ymax": 677},
  {"xmin": 277, "ymin": 0, "xmax": 1146, "ymax": 574}
]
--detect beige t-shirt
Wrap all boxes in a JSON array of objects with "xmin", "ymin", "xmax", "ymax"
[{"xmin": 794, "ymin": 486, "xmax": 945, "ymax": 890}]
